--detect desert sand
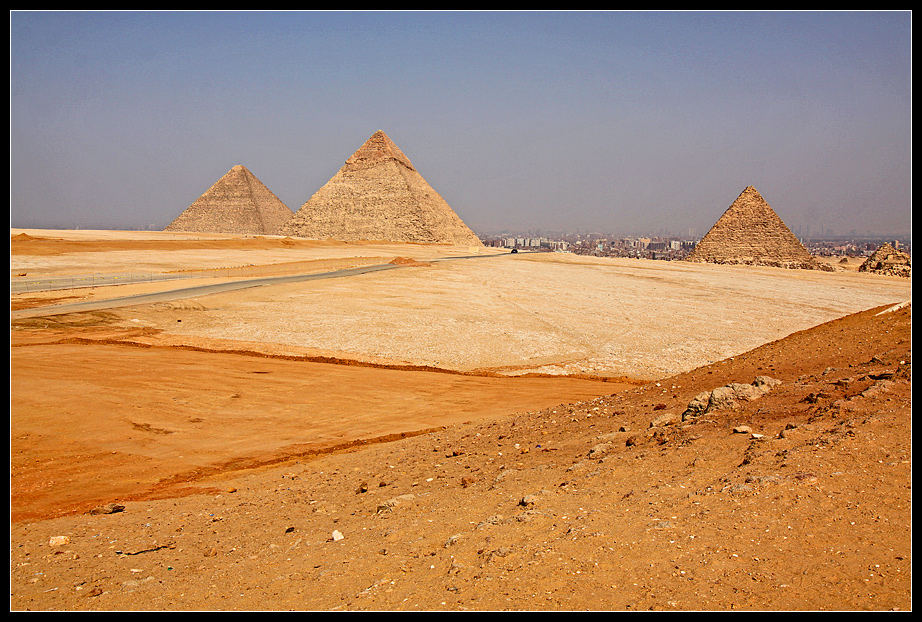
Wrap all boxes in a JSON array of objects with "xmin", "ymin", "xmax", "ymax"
[{"xmin": 9, "ymin": 229, "xmax": 912, "ymax": 611}]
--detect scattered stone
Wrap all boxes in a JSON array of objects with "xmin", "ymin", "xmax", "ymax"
[
  {"xmin": 682, "ymin": 391, "xmax": 713, "ymax": 420},
  {"xmin": 377, "ymin": 494, "xmax": 417, "ymax": 513},
  {"xmin": 649, "ymin": 412, "xmax": 678, "ymax": 428},
  {"xmin": 709, "ymin": 385, "xmax": 751, "ymax": 410},
  {"xmin": 88, "ymin": 503, "xmax": 125, "ymax": 515},
  {"xmin": 733, "ymin": 425, "xmax": 752, "ymax": 434},
  {"xmin": 567, "ymin": 460, "xmax": 589, "ymax": 472},
  {"xmin": 588, "ymin": 443, "xmax": 612, "ymax": 458},
  {"xmin": 48, "ymin": 536, "xmax": 70, "ymax": 547},
  {"xmin": 515, "ymin": 509, "xmax": 541, "ymax": 522},
  {"xmin": 745, "ymin": 475, "xmax": 782, "ymax": 485},
  {"xmin": 683, "ymin": 377, "xmax": 781, "ymax": 420},
  {"xmin": 519, "ymin": 494, "xmax": 540, "ymax": 508},
  {"xmin": 492, "ymin": 469, "xmax": 517, "ymax": 486},
  {"xmin": 861, "ymin": 380, "xmax": 896, "ymax": 399},
  {"xmin": 330, "ymin": 530, "xmax": 344, "ymax": 542},
  {"xmin": 753, "ymin": 376, "xmax": 782, "ymax": 390},
  {"xmin": 444, "ymin": 534, "xmax": 463, "ymax": 547},
  {"xmin": 477, "ymin": 515, "xmax": 505, "ymax": 529}
]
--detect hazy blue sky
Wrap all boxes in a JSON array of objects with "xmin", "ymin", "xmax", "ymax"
[{"xmin": 10, "ymin": 10, "xmax": 912, "ymax": 238}]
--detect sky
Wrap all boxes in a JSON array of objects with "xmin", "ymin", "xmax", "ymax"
[{"xmin": 10, "ymin": 10, "xmax": 913, "ymax": 238}]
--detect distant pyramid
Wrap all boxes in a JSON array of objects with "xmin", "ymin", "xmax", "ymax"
[
  {"xmin": 165, "ymin": 165, "xmax": 294, "ymax": 235},
  {"xmin": 685, "ymin": 186, "xmax": 826, "ymax": 270},
  {"xmin": 859, "ymin": 242, "xmax": 911, "ymax": 278},
  {"xmin": 280, "ymin": 130, "xmax": 482, "ymax": 246}
]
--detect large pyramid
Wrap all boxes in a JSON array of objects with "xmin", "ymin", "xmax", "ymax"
[
  {"xmin": 165, "ymin": 165, "xmax": 294, "ymax": 235},
  {"xmin": 685, "ymin": 186, "xmax": 826, "ymax": 270},
  {"xmin": 280, "ymin": 130, "xmax": 482, "ymax": 246}
]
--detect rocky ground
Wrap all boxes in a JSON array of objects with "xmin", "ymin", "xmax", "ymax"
[{"xmin": 9, "ymin": 231, "xmax": 912, "ymax": 611}]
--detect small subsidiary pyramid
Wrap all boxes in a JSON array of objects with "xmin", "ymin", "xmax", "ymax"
[
  {"xmin": 165, "ymin": 165, "xmax": 294, "ymax": 235},
  {"xmin": 280, "ymin": 130, "xmax": 482, "ymax": 246},
  {"xmin": 685, "ymin": 186, "xmax": 825, "ymax": 270},
  {"xmin": 859, "ymin": 242, "xmax": 911, "ymax": 277}
]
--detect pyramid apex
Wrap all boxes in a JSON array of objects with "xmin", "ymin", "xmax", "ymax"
[
  {"xmin": 345, "ymin": 130, "xmax": 414, "ymax": 171},
  {"xmin": 739, "ymin": 185, "xmax": 761, "ymax": 197}
]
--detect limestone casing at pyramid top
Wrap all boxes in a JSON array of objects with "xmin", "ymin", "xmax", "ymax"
[{"xmin": 343, "ymin": 130, "xmax": 415, "ymax": 172}]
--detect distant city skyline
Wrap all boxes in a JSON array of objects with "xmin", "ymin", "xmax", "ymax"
[{"xmin": 11, "ymin": 11, "xmax": 912, "ymax": 237}]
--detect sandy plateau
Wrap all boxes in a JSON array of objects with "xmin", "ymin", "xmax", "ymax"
[{"xmin": 9, "ymin": 229, "xmax": 912, "ymax": 611}]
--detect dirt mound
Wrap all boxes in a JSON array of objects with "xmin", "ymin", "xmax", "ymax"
[
  {"xmin": 388, "ymin": 256, "xmax": 432, "ymax": 267},
  {"xmin": 9, "ymin": 303, "xmax": 911, "ymax": 611}
]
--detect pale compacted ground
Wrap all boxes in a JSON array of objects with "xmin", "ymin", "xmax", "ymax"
[
  {"xmin": 9, "ymin": 230, "xmax": 913, "ymax": 611},
  {"xmin": 136, "ymin": 251, "xmax": 908, "ymax": 379},
  {"xmin": 12, "ymin": 229, "xmax": 910, "ymax": 380}
]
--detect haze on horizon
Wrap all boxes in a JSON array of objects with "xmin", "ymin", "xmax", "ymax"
[{"xmin": 10, "ymin": 11, "xmax": 912, "ymax": 239}]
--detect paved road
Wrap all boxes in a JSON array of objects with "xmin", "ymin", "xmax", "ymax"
[
  {"xmin": 10, "ymin": 253, "xmax": 512, "ymax": 320},
  {"xmin": 10, "ymin": 263, "xmax": 408, "ymax": 320}
]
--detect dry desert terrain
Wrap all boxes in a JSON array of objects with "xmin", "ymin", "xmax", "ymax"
[{"xmin": 9, "ymin": 229, "xmax": 912, "ymax": 611}]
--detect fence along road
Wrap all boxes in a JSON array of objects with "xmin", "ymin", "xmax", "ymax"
[
  {"xmin": 10, "ymin": 252, "xmax": 511, "ymax": 320},
  {"xmin": 10, "ymin": 255, "xmax": 394, "ymax": 295}
]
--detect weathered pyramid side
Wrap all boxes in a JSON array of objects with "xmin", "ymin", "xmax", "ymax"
[
  {"xmin": 685, "ymin": 186, "xmax": 825, "ymax": 270},
  {"xmin": 859, "ymin": 242, "xmax": 911, "ymax": 277},
  {"xmin": 165, "ymin": 165, "xmax": 294, "ymax": 235},
  {"xmin": 280, "ymin": 131, "xmax": 482, "ymax": 246}
]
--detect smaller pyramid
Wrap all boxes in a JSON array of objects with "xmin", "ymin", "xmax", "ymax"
[
  {"xmin": 859, "ymin": 242, "xmax": 911, "ymax": 278},
  {"xmin": 280, "ymin": 130, "xmax": 482, "ymax": 246},
  {"xmin": 685, "ymin": 186, "xmax": 826, "ymax": 270},
  {"xmin": 165, "ymin": 165, "xmax": 294, "ymax": 235}
]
